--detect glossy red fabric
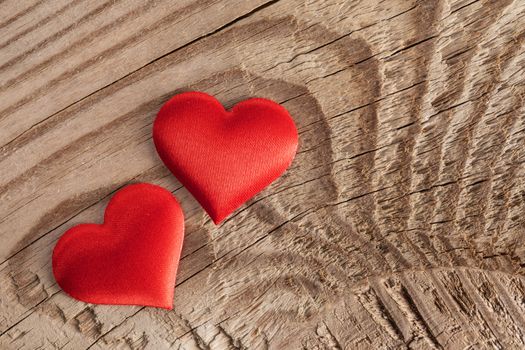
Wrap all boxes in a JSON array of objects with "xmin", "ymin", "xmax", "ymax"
[
  {"xmin": 153, "ymin": 92, "xmax": 298, "ymax": 224},
  {"xmin": 52, "ymin": 183, "xmax": 184, "ymax": 309}
]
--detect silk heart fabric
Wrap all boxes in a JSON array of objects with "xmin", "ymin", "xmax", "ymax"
[
  {"xmin": 52, "ymin": 183, "xmax": 184, "ymax": 309},
  {"xmin": 153, "ymin": 92, "xmax": 298, "ymax": 224}
]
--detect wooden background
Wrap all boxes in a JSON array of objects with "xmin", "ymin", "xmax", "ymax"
[{"xmin": 1, "ymin": 0, "xmax": 525, "ymax": 348}]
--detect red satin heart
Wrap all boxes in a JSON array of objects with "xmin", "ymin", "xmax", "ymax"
[
  {"xmin": 52, "ymin": 183, "xmax": 184, "ymax": 309},
  {"xmin": 153, "ymin": 92, "xmax": 298, "ymax": 224}
]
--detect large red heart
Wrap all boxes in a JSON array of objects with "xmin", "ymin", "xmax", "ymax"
[
  {"xmin": 52, "ymin": 183, "xmax": 184, "ymax": 309},
  {"xmin": 153, "ymin": 92, "xmax": 298, "ymax": 224}
]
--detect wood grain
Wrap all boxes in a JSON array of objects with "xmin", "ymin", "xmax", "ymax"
[{"xmin": 1, "ymin": 0, "xmax": 525, "ymax": 348}]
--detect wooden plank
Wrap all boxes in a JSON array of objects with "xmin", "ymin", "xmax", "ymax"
[
  {"xmin": 0, "ymin": 0, "xmax": 275, "ymax": 146},
  {"xmin": 1, "ymin": 0, "xmax": 525, "ymax": 348}
]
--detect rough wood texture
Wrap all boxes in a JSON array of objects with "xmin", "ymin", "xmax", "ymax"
[{"xmin": 1, "ymin": 0, "xmax": 525, "ymax": 348}]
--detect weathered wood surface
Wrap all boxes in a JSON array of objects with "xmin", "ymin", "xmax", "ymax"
[{"xmin": 1, "ymin": 0, "xmax": 525, "ymax": 348}]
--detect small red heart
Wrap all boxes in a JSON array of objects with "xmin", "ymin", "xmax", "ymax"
[
  {"xmin": 153, "ymin": 92, "xmax": 298, "ymax": 224},
  {"xmin": 52, "ymin": 183, "xmax": 184, "ymax": 309}
]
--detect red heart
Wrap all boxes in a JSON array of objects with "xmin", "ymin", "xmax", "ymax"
[
  {"xmin": 153, "ymin": 92, "xmax": 298, "ymax": 224},
  {"xmin": 52, "ymin": 183, "xmax": 184, "ymax": 309}
]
